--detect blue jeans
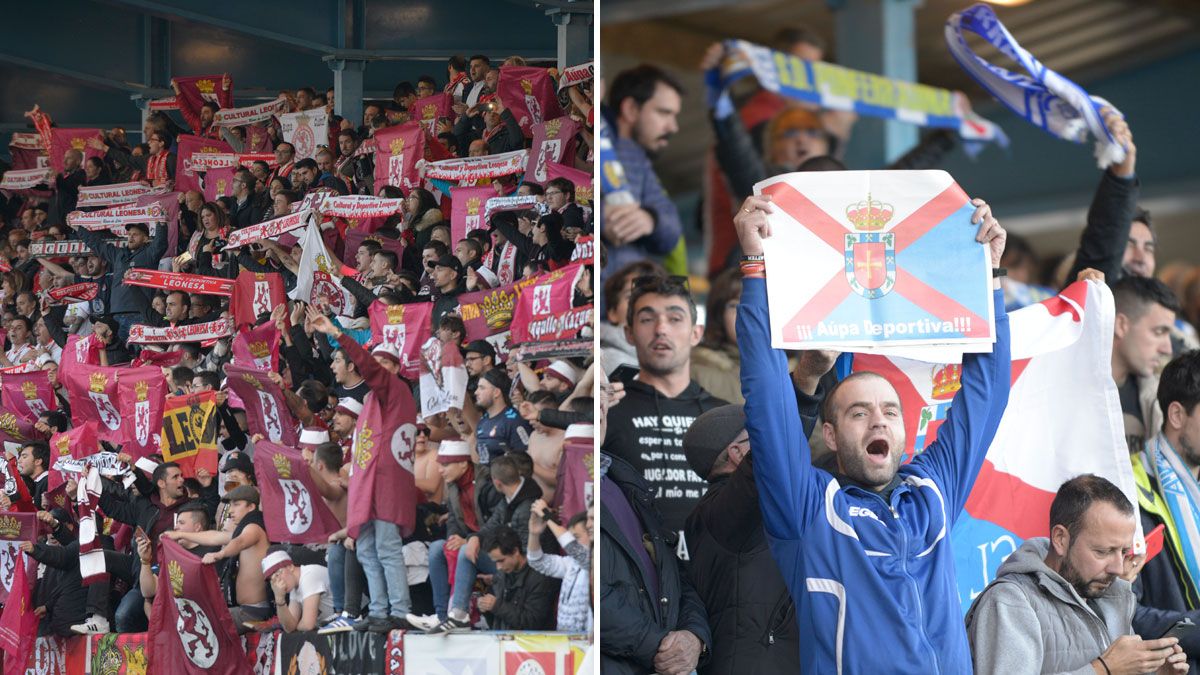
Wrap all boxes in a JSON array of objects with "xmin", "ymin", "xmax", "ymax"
[
  {"xmin": 327, "ymin": 541, "xmax": 347, "ymax": 614},
  {"xmin": 356, "ymin": 520, "xmax": 411, "ymax": 619},
  {"xmin": 428, "ymin": 538, "xmax": 496, "ymax": 619},
  {"xmin": 115, "ymin": 587, "xmax": 146, "ymax": 633}
]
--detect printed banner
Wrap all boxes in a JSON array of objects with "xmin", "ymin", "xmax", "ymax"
[
  {"xmin": 274, "ymin": 631, "xmax": 334, "ymax": 675},
  {"xmin": 0, "ymin": 168, "xmax": 51, "ymax": 191},
  {"xmin": 418, "ymin": 339, "xmax": 468, "ymax": 418},
  {"xmin": 62, "ymin": 364, "xmax": 123, "ymax": 442},
  {"xmin": 86, "ymin": 633, "xmax": 150, "ymax": 675},
  {"xmin": 545, "ymin": 162, "xmax": 593, "ymax": 208},
  {"xmin": 67, "ymin": 203, "xmax": 168, "ymax": 230},
  {"xmin": 117, "ymin": 367, "xmax": 168, "ymax": 461},
  {"xmin": 526, "ymin": 117, "xmax": 579, "ymax": 184},
  {"xmin": 6, "ymin": 133, "xmax": 41, "ymax": 151},
  {"xmin": 318, "ymin": 195, "xmax": 404, "ymax": 220},
  {"xmin": 46, "ymin": 282, "xmax": 99, "ymax": 306},
  {"xmin": 76, "ymin": 182, "xmax": 157, "ymax": 208},
  {"xmin": 223, "ymin": 365, "xmax": 298, "ymax": 447},
  {"xmin": 49, "ymin": 421, "xmax": 101, "ymax": 463},
  {"xmin": 553, "ymin": 432, "xmax": 594, "ymax": 518},
  {"xmin": 497, "ymin": 66, "xmax": 565, "ymax": 138},
  {"xmin": 0, "ymin": 370, "xmax": 55, "ymax": 423},
  {"xmin": 946, "ymin": 4, "xmax": 1121, "ymax": 166},
  {"xmin": 49, "ymin": 128, "xmax": 105, "ymax": 174},
  {"xmin": 7, "ymin": 133, "xmax": 44, "ymax": 172},
  {"xmin": 449, "ymin": 186, "xmax": 495, "ymax": 246},
  {"xmin": 411, "ymin": 93, "xmax": 453, "ymax": 136},
  {"xmin": 847, "ymin": 281, "xmax": 1136, "ymax": 613},
  {"xmin": 253, "ymin": 441, "xmax": 341, "ymax": 545},
  {"xmin": 171, "ymin": 74, "xmax": 234, "ymax": 135},
  {"xmin": 212, "ymin": 97, "xmax": 288, "ymax": 128},
  {"xmin": 717, "ymin": 39, "xmax": 1005, "ymax": 143},
  {"xmin": 203, "ymin": 166, "xmax": 238, "ymax": 202},
  {"xmin": 29, "ymin": 240, "xmax": 95, "ymax": 258},
  {"xmin": 403, "ymin": 633, "xmax": 501, "ymax": 674},
  {"xmin": 147, "ymin": 538, "xmax": 250, "ymax": 675},
  {"xmin": 148, "ymin": 95, "xmax": 179, "ymax": 110},
  {"xmin": 277, "ymin": 110, "xmax": 328, "ymax": 161},
  {"xmin": 458, "ymin": 282, "xmax": 519, "ymax": 342},
  {"xmin": 559, "ymin": 62, "xmax": 593, "ymax": 91},
  {"xmin": 288, "ymin": 223, "xmax": 355, "ymax": 317},
  {"xmin": 502, "ymin": 634, "xmax": 575, "ymax": 675},
  {"xmin": 758, "ymin": 170, "xmax": 996, "ymax": 350},
  {"xmin": 508, "ymin": 338, "xmax": 590, "ymax": 363},
  {"xmin": 570, "ymin": 235, "xmax": 593, "ymax": 263},
  {"xmin": 230, "ymin": 271, "xmax": 287, "ymax": 328},
  {"xmin": 510, "ymin": 263, "xmax": 590, "ymax": 343},
  {"xmin": 231, "ymin": 321, "xmax": 281, "ymax": 373},
  {"xmin": 367, "ymin": 301, "xmax": 433, "ymax": 380},
  {"xmin": 224, "ymin": 208, "xmax": 315, "ymax": 249},
  {"xmin": 425, "ymin": 150, "xmax": 528, "ymax": 182},
  {"xmin": 176, "ymin": 134, "xmax": 235, "ymax": 193},
  {"xmin": 0, "ymin": 551, "xmax": 37, "ymax": 673},
  {"xmin": 160, "ymin": 391, "xmax": 219, "ymax": 478},
  {"xmin": 128, "ymin": 317, "xmax": 235, "ymax": 344},
  {"xmin": 484, "ymin": 194, "xmax": 541, "ymax": 224},
  {"xmin": 123, "ymin": 269, "xmax": 235, "ymax": 296}
]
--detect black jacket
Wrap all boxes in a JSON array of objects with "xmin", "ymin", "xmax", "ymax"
[
  {"xmin": 600, "ymin": 454, "xmax": 711, "ymax": 675},
  {"xmin": 222, "ymin": 193, "xmax": 268, "ymax": 229},
  {"xmin": 685, "ymin": 453, "xmax": 799, "ymax": 674},
  {"xmin": 486, "ymin": 562, "xmax": 560, "ymax": 631},
  {"xmin": 1067, "ymin": 170, "xmax": 1141, "ymax": 288},
  {"xmin": 477, "ymin": 475, "xmax": 542, "ymax": 549},
  {"xmin": 601, "ymin": 379, "xmax": 727, "ymax": 545}
]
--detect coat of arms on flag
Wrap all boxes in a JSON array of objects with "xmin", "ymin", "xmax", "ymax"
[{"xmin": 759, "ymin": 170, "xmax": 995, "ymax": 351}]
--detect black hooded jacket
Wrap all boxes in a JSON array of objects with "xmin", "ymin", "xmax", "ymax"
[{"xmin": 600, "ymin": 378, "xmax": 727, "ymax": 554}]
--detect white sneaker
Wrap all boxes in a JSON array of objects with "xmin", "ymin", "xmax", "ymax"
[
  {"xmin": 69, "ymin": 615, "xmax": 110, "ymax": 635},
  {"xmin": 405, "ymin": 613, "xmax": 440, "ymax": 632}
]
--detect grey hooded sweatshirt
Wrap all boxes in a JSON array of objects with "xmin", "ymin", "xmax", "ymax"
[{"xmin": 966, "ymin": 537, "xmax": 1136, "ymax": 674}]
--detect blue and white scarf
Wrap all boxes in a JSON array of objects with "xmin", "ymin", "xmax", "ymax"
[
  {"xmin": 1147, "ymin": 434, "xmax": 1200, "ymax": 592},
  {"xmin": 945, "ymin": 3, "xmax": 1126, "ymax": 169},
  {"xmin": 712, "ymin": 39, "xmax": 1007, "ymax": 145}
]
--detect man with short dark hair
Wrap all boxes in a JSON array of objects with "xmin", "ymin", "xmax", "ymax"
[
  {"xmin": 17, "ymin": 440, "xmax": 50, "ymax": 507},
  {"xmin": 1112, "ymin": 276, "xmax": 1180, "ymax": 454},
  {"xmin": 431, "ymin": 255, "xmax": 464, "ymax": 326},
  {"xmin": 224, "ymin": 168, "xmax": 266, "ymax": 227},
  {"xmin": 1130, "ymin": 350, "xmax": 1200, "ymax": 669},
  {"xmin": 601, "ymin": 65, "xmax": 685, "ymax": 277},
  {"xmin": 271, "ymin": 142, "xmax": 296, "ymax": 182},
  {"xmin": 478, "ymin": 526, "xmax": 559, "ymax": 631},
  {"xmin": 967, "ymin": 475, "xmax": 1187, "ymax": 674},
  {"xmin": 601, "ymin": 274, "xmax": 726, "ymax": 554},
  {"xmin": 445, "ymin": 55, "xmax": 470, "ymax": 103},
  {"xmin": 465, "ymin": 54, "xmax": 491, "ymax": 107},
  {"xmin": 545, "ymin": 177, "xmax": 587, "ymax": 233},
  {"xmin": 474, "ymin": 368, "xmax": 529, "ymax": 466}
]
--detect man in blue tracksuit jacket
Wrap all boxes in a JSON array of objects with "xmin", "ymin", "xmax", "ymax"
[{"xmin": 733, "ymin": 189, "xmax": 1011, "ymax": 674}]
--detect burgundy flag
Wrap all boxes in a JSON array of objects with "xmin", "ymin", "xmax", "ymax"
[
  {"xmin": 525, "ymin": 117, "xmax": 580, "ymax": 184},
  {"xmin": 552, "ymin": 426, "xmax": 595, "ymax": 518},
  {"xmin": 342, "ymin": 228, "xmax": 404, "ymax": 266},
  {"xmin": 0, "ymin": 515, "xmax": 37, "ymax": 608},
  {"xmin": 370, "ymin": 122, "xmax": 453, "ymax": 193},
  {"xmin": 49, "ymin": 421, "xmax": 100, "ymax": 463},
  {"xmin": 0, "ymin": 550, "xmax": 36, "ymax": 675},
  {"xmin": 7, "ymin": 133, "xmax": 44, "ymax": 171},
  {"xmin": 48, "ymin": 128, "xmax": 105, "ymax": 174},
  {"xmin": 252, "ymin": 441, "xmax": 341, "ymax": 545},
  {"xmin": 497, "ymin": 66, "xmax": 564, "ymax": 138},
  {"xmin": 347, "ymin": 377, "xmax": 420, "ymax": 539},
  {"xmin": 223, "ymin": 364, "xmax": 298, "ymax": 447},
  {"xmin": 147, "ymin": 538, "xmax": 251, "ymax": 675},
  {"xmin": 510, "ymin": 262, "xmax": 591, "ymax": 343},
  {"xmin": 175, "ymin": 134, "xmax": 234, "ymax": 194},
  {"xmin": 411, "ymin": 93, "xmax": 453, "ymax": 136},
  {"xmin": 229, "ymin": 271, "xmax": 287, "ymax": 329},
  {"xmin": 545, "ymin": 161, "xmax": 594, "ymax": 208},
  {"xmin": 117, "ymin": 367, "xmax": 168, "ymax": 461},
  {"xmin": 0, "ymin": 370, "xmax": 56, "ymax": 422},
  {"xmin": 171, "ymin": 74, "xmax": 234, "ymax": 135},
  {"xmin": 449, "ymin": 185, "xmax": 495, "ymax": 246},
  {"xmin": 61, "ymin": 364, "xmax": 123, "ymax": 442},
  {"xmin": 231, "ymin": 321, "xmax": 281, "ymax": 373},
  {"xmin": 202, "ymin": 166, "xmax": 237, "ymax": 201},
  {"xmin": 134, "ymin": 190, "xmax": 182, "ymax": 258},
  {"xmin": 458, "ymin": 281, "xmax": 519, "ymax": 342},
  {"xmin": 243, "ymin": 124, "xmax": 274, "ymax": 153},
  {"xmin": 367, "ymin": 300, "xmax": 433, "ymax": 380}
]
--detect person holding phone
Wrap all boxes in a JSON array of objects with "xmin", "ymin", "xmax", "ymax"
[
  {"xmin": 1129, "ymin": 350, "xmax": 1200, "ymax": 670},
  {"xmin": 967, "ymin": 475, "xmax": 1188, "ymax": 674}
]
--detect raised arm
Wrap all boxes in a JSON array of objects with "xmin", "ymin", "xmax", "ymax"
[
  {"xmin": 1067, "ymin": 107, "xmax": 1139, "ymax": 287},
  {"xmin": 734, "ymin": 195, "xmax": 822, "ymax": 541},
  {"xmin": 913, "ymin": 198, "xmax": 1011, "ymax": 522}
]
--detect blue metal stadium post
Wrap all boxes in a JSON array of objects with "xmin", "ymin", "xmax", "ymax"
[{"xmin": 329, "ymin": 58, "xmax": 366, "ymax": 134}]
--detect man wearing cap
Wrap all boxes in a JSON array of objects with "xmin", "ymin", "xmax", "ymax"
[
  {"xmin": 463, "ymin": 339, "xmax": 497, "ymax": 385},
  {"xmin": 432, "ymin": 255, "xmax": 465, "ymax": 326},
  {"xmin": 474, "ymin": 368, "xmax": 530, "ymax": 467},
  {"xmin": 330, "ymin": 397, "xmax": 363, "ymax": 459},
  {"xmin": 683, "ymin": 404, "xmax": 799, "ymax": 673},
  {"xmin": 194, "ymin": 485, "xmax": 272, "ymax": 631},
  {"xmin": 263, "ymin": 548, "xmax": 335, "ymax": 633},
  {"xmin": 539, "ymin": 359, "xmax": 581, "ymax": 400},
  {"xmin": 68, "ymin": 212, "xmax": 169, "ymax": 342}
]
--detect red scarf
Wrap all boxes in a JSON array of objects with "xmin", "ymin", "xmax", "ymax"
[
  {"xmin": 495, "ymin": 242, "xmax": 518, "ymax": 285},
  {"xmin": 444, "ymin": 72, "xmax": 469, "ymax": 97},
  {"xmin": 482, "ymin": 123, "xmax": 504, "ymax": 144},
  {"xmin": 146, "ymin": 152, "xmax": 169, "ymax": 187},
  {"xmin": 457, "ymin": 466, "xmax": 479, "ymax": 531}
]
